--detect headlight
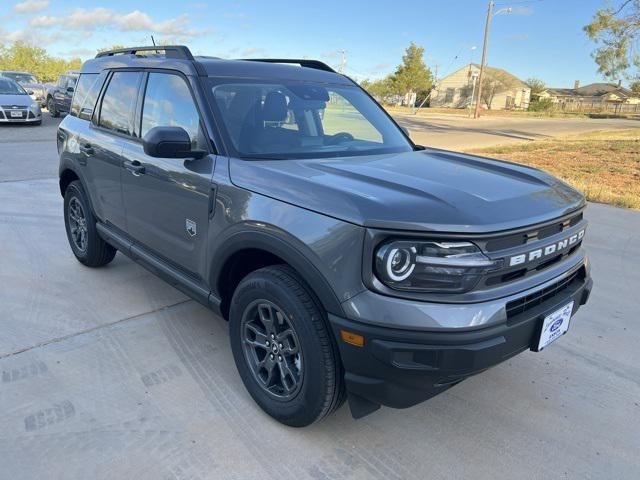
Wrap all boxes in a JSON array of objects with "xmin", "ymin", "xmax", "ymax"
[{"xmin": 374, "ymin": 240, "xmax": 503, "ymax": 293}]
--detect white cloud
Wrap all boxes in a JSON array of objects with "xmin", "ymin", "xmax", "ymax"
[
  {"xmin": 27, "ymin": 7, "xmax": 205, "ymax": 37},
  {"xmin": 241, "ymin": 47, "xmax": 265, "ymax": 57},
  {"xmin": 13, "ymin": 0, "xmax": 49, "ymax": 14},
  {"xmin": 29, "ymin": 15, "xmax": 58, "ymax": 27},
  {"xmin": 0, "ymin": 27, "xmax": 62, "ymax": 44}
]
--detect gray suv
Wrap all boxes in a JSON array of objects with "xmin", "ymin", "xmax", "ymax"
[{"xmin": 57, "ymin": 46, "xmax": 592, "ymax": 427}]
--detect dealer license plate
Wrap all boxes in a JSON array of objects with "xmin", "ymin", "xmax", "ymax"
[{"xmin": 537, "ymin": 301, "xmax": 574, "ymax": 351}]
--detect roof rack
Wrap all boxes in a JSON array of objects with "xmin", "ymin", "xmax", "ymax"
[
  {"xmin": 95, "ymin": 45, "xmax": 195, "ymax": 60},
  {"xmin": 241, "ymin": 58, "xmax": 336, "ymax": 73}
]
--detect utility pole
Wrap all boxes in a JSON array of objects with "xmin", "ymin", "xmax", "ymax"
[
  {"xmin": 474, "ymin": 1, "xmax": 494, "ymax": 119},
  {"xmin": 338, "ymin": 50, "xmax": 346, "ymax": 74}
]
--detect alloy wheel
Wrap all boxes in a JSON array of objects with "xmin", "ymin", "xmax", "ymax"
[
  {"xmin": 241, "ymin": 299, "xmax": 303, "ymax": 400},
  {"xmin": 67, "ymin": 197, "xmax": 88, "ymax": 252}
]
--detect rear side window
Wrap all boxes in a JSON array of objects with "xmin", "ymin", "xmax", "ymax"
[
  {"xmin": 98, "ymin": 71, "xmax": 141, "ymax": 136},
  {"xmin": 141, "ymin": 73, "xmax": 202, "ymax": 148},
  {"xmin": 71, "ymin": 73, "xmax": 99, "ymax": 118}
]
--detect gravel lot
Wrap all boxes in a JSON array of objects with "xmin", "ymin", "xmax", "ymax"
[{"xmin": 0, "ymin": 114, "xmax": 639, "ymax": 479}]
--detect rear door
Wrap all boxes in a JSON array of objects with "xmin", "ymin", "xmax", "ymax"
[
  {"xmin": 84, "ymin": 71, "xmax": 143, "ymax": 230},
  {"xmin": 121, "ymin": 71, "xmax": 215, "ymax": 279}
]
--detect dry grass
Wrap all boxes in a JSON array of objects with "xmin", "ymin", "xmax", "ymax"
[{"xmin": 469, "ymin": 129, "xmax": 640, "ymax": 210}]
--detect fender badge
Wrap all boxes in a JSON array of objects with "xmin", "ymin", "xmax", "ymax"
[{"xmin": 186, "ymin": 219, "xmax": 197, "ymax": 237}]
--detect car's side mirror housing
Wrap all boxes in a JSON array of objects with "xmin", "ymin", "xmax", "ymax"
[
  {"xmin": 27, "ymin": 90, "xmax": 34, "ymax": 95},
  {"xmin": 66, "ymin": 87, "xmax": 74, "ymax": 93},
  {"xmin": 142, "ymin": 126, "xmax": 206, "ymax": 159}
]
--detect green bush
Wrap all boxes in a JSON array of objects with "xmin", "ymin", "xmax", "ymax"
[{"xmin": 528, "ymin": 98, "xmax": 555, "ymax": 112}]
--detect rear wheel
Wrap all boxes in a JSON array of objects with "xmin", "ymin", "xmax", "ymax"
[
  {"xmin": 229, "ymin": 265, "xmax": 345, "ymax": 427},
  {"xmin": 63, "ymin": 180, "xmax": 116, "ymax": 267}
]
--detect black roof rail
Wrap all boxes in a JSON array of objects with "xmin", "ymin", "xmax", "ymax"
[
  {"xmin": 241, "ymin": 58, "xmax": 336, "ymax": 73},
  {"xmin": 95, "ymin": 45, "xmax": 195, "ymax": 60}
]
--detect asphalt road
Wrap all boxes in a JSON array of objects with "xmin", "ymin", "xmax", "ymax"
[
  {"xmin": 394, "ymin": 112, "xmax": 640, "ymax": 150},
  {"xmin": 0, "ymin": 114, "xmax": 639, "ymax": 479}
]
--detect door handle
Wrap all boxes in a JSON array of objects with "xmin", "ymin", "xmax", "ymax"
[
  {"xmin": 124, "ymin": 160, "xmax": 145, "ymax": 176},
  {"xmin": 79, "ymin": 143, "xmax": 94, "ymax": 156}
]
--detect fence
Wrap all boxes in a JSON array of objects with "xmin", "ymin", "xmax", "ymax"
[{"xmin": 555, "ymin": 101, "xmax": 640, "ymax": 114}]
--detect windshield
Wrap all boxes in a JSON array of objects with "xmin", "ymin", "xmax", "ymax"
[
  {"xmin": 208, "ymin": 81, "xmax": 413, "ymax": 159},
  {"xmin": 4, "ymin": 73, "xmax": 38, "ymax": 85},
  {"xmin": 0, "ymin": 79, "xmax": 27, "ymax": 95}
]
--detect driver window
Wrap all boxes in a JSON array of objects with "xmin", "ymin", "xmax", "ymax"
[{"xmin": 141, "ymin": 73, "xmax": 203, "ymax": 149}]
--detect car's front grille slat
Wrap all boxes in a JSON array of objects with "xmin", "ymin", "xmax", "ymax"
[{"xmin": 505, "ymin": 268, "xmax": 583, "ymax": 319}]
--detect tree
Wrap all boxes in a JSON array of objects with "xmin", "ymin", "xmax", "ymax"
[
  {"xmin": 359, "ymin": 42, "xmax": 433, "ymax": 105},
  {"xmin": 480, "ymin": 70, "xmax": 521, "ymax": 109},
  {"xmin": 391, "ymin": 42, "xmax": 433, "ymax": 96},
  {"xmin": 0, "ymin": 42, "xmax": 81, "ymax": 82},
  {"xmin": 525, "ymin": 77, "xmax": 546, "ymax": 101},
  {"xmin": 584, "ymin": 0, "xmax": 640, "ymax": 79},
  {"xmin": 631, "ymin": 80, "xmax": 640, "ymax": 94}
]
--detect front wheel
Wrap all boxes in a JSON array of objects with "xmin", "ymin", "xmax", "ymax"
[
  {"xmin": 229, "ymin": 265, "xmax": 345, "ymax": 427},
  {"xmin": 47, "ymin": 97, "xmax": 59, "ymax": 118}
]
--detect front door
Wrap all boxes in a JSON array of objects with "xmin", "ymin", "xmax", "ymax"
[{"xmin": 121, "ymin": 72, "xmax": 214, "ymax": 279}]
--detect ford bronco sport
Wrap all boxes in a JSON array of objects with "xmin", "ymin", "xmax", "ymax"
[{"xmin": 57, "ymin": 46, "xmax": 592, "ymax": 427}]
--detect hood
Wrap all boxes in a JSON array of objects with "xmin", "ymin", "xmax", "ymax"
[
  {"xmin": 229, "ymin": 149, "xmax": 585, "ymax": 233},
  {"xmin": 0, "ymin": 93, "xmax": 34, "ymax": 106}
]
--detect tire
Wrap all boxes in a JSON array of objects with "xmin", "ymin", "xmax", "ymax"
[
  {"xmin": 47, "ymin": 97, "xmax": 59, "ymax": 118},
  {"xmin": 63, "ymin": 180, "xmax": 116, "ymax": 267},
  {"xmin": 229, "ymin": 265, "xmax": 345, "ymax": 427}
]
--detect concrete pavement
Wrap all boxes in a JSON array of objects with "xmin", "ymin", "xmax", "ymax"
[{"xmin": 0, "ymin": 114, "xmax": 639, "ymax": 479}]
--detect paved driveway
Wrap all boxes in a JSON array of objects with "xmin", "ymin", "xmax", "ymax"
[{"xmin": 0, "ymin": 116, "xmax": 639, "ymax": 479}]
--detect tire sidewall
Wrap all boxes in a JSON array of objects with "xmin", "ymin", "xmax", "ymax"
[{"xmin": 229, "ymin": 270, "xmax": 334, "ymax": 426}]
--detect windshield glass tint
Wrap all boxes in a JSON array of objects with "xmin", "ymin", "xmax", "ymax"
[
  {"xmin": 5, "ymin": 73, "xmax": 37, "ymax": 84},
  {"xmin": 209, "ymin": 81, "xmax": 412, "ymax": 159},
  {"xmin": 0, "ymin": 79, "xmax": 27, "ymax": 95}
]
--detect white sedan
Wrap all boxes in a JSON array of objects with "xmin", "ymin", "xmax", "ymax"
[{"xmin": 0, "ymin": 77, "xmax": 42, "ymax": 125}]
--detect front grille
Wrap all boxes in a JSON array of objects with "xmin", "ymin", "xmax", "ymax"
[
  {"xmin": 505, "ymin": 267, "xmax": 584, "ymax": 319},
  {"xmin": 485, "ymin": 212, "xmax": 583, "ymax": 252},
  {"xmin": 0, "ymin": 111, "xmax": 4, "ymax": 119},
  {"xmin": 1, "ymin": 108, "xmax": 27, "ymax": 119}
]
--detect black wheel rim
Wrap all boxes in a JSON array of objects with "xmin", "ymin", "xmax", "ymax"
[
  {"xmin": 68, "ymin": 197, "xmax": 88, "ymax": 253},
  {"xmin": 241, "ymin": 299, "xmax": 303, "ymax": 400}
]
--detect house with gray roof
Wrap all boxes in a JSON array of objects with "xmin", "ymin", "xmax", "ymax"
[{"xmin": 540, "ymin": 81, "xmax": 640, "ymax": 107}]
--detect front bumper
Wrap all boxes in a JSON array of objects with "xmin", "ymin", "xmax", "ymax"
[
  {"xmin": 0, "ymin": 107, "xmax": 42, "ymax": 123},
  {"xmin": 329, "ymin": 262, "xmax": 592, "ymax": 417}
]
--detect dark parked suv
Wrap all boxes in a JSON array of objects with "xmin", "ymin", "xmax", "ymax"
[
  {"xmin": 57, "ymin": 46, "xmax": 592, "ymax": 427},
  {"xmin": 46, "ymin": 71, "xmax": 79, "ymax": 117}
]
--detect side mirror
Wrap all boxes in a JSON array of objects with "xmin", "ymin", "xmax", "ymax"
[
  {"xmin": 27, "ymin": 90, "xmax": 35, "ymax": 95},
  {"xmin": 66, "ymin": 87, "xmax": 74, "ymax": 93},
  {"xmin": 142, "ymin": 126, "xmax": 206, "ymax": 159}
]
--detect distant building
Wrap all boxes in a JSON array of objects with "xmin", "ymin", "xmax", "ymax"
[
  {"xmin": 540, "ymin": 81, "xmax": 640, "ymax": 107},
  {"xmin": 430, "ymin": 64, "xmax": 531, "ymax": 110}
]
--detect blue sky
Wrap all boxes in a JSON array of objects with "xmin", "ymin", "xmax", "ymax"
[{"xmin": 0, "ymin": 0, "xmax": 621, "ymax": 87}]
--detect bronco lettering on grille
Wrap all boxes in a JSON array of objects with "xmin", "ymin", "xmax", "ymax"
[{"xmin": 509, "ymin": 229, "xmax": 585, "ymax": 267}]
